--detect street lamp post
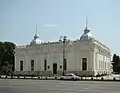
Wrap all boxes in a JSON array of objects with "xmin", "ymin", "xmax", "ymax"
[{"xmin": 60, "ymin": 36, "xmax": 67, "ymax": 76}]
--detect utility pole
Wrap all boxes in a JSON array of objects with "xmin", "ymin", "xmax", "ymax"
[{"xmin": 62, "ymin": 36, "xmax": 67, "ymax": 76}]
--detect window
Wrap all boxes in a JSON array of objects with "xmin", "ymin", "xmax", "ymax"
[
  {"xmin": 20, "ymin": 60, "xmax": 23, "ymax": 71},
  {"xmin": 48, "ymin": 66, "xmax": 50, "ymax": 69},
  {"xmin": 95, "ymin": 53, "xmax": 98, "ymax": 69},
  {"xmin": 53, "ymin": 63, "xmax": 57, "ymax": 74},
  {"xmin": 99, "ymin": 60, "xmax": 100, "ymax": 69},
  {"xmin": 44, "ymin": 59, "xmax": 47, "ymax": 71},
  {"xmin": 82, "ymin": 58, "xmax": 87, "ymax": 70},
  {"xmin": 31, "ymin": 60, "xmax": 34, "ymax": 71},
  {"xmin": 103, "ymin": 61, "xmax": 105, "ymax": 69},
  {"xmin": 108, "ymin": 63, "xmax": 109, "ymax": 70},
  {"xmin": 60, "ymin": 65, "xmax": 62, "ymax": 69},
  {"xmin": 63, "ymin": 58, "xmax": 67, "ymax": 70},
  {"xmin": 66, "ymin": 75, "xmax": 73, "ymax": 76},
  {"xmin": 101, "ymin": 61, "xmax": 102, "ymax": 69}
]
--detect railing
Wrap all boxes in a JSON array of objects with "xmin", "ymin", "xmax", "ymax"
[
  {"xmin": 93, "ymin": 39, "xmax": 110, "ymax": 51},
  {"xmin": 1, "ymin": 75, "xmax": 120, "ymax": 81},
  {"xmin": 16, "ymin": 41, "xmax": 73, "ymax": 49}
]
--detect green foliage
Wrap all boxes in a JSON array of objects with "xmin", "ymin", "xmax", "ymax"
[
  {"xmin": 17, "ymin": 75, "xmax": 19, "ymax": 79},
  {"xmin": 96, "ymin": 74, "xmax": 100, "ymax": 77},
  {"xmin": 113, "ymin": 77, "xmax": 116, "ymax": 81},
  {"xmin": 101, "ymin": 77, "xmax": 104, "ymax": 80},
  {"xmin": 89, "ymin": 74, "xmax": 94, "ymax": 77},
  {"xmin": 91, "ymin": 77, "xmax": 93, "ymax": 80},
  {"xmin": 112, "ymin": 54, "xmax": 120, "ymax": 73},
  {"xmin": 0, "ymin": 41, "xmax": 16, "ymax": 75},
  {"xmin": 82, "ymin": 74, "xmax": 86, "ymax": 77},
  {"xmin": 81, "ymin": 77, "xmax": 83, "ymax": 80}
]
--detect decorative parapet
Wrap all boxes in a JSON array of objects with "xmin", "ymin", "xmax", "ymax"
[
  {"xmin": 93, "ymin": 39, "xmax": 110, "ymax": 51},
  {"xmin": 93, "ymin": 39, "xmax": 111, "ymax": 57},
  {"xmin": 16, "ymin": 45, "xmax": 28, "ymax": 48},
  {"xmin": 16, "ymin": 40, "xmax": 72, "ymax": 49}
]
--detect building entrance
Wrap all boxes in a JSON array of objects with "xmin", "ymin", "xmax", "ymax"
[{"xmin": 53, "ymin": 63, "xmax": 57, "ymax": 74}]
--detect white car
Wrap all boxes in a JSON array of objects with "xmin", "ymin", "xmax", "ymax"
[{"xmin": 58, "ymin": 73, "xmax": 80, "ymax": 80}]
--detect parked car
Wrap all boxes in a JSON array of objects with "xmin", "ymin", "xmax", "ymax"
[{"xmin": 58, "ymin": 73, "xmax": 80, "ymax": 80}]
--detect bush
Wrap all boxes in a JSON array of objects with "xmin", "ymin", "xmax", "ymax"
[
  {"xmin": 5, "ymin": 75, "xmax": 7, "ymax": 78},
  {"xmin": 24, "ymin": 76, "xmax": 26, "ymax": 79},
  {"xmin": 89, "ymin": 75, "xmax": 94, "ymax": 77},
  {"xmin": 104, "ymin": 73, "xmax": 107, "ymax": 76},
  {"xmin": 17, "ymin": 75, "xmax": 19, "ymax": 79},
  {"xmin": 11, "ymin": 75, "xmax": 13, "ymax": 79},
  {"xmin": 82, "ymin": 75, "xmax": 86, "ymax": 77},
  {"xmin": 91, "ymin": 77, "xmax": 93, "ymax": 80},
  {"xmin": 101, "ymin": 73, "xmax": 107, "ymax": 76},
  {"xmin": 55, "ymin": 77, "xmax": 57, "ymax": 79},
  {"xmin": 101, "ymin": 74, "xmax": 103, "ymax": 76},
  {"xmin": 101, "ymin": 77, "xmax": 104, "ymax": 80},
  {"xmin": 81, "ymin": 77, "xmax": 83, "ymax": 80},
  {"xmin": 31, "ymin": 74, "xmax": 35, "ymax": 77},
  {"xmin": 113, "ymin": 77, "xmax": 116, "ymax": 81},
  {"xmin": 38, "ymin": 76, "xmax": 40, "ymax": 79},
  {"xmin": 96, "ymin": 74, "xmax": 100, "ymax": 77},
  {"xmin": 18, "ymin": 74, "xmax": 21, "ymax": 76}
]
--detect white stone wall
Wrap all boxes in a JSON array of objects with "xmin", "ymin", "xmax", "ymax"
[
  {"xmin": 15, "ymin": 42, "xmax": 71, "ymax": 72},
  {"xmin": 15, "ymin": 39, "xmax": 111, "ymax": 76},
  {"xmin": 71, "ymin": 40, "xmax": 94, "ymax": 71},
  {"xmin": 93, "ymin": 40, "xmax": 111, "ymax": 75}
]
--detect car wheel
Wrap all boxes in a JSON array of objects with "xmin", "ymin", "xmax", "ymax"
[
  {"xmin": 72, "ymin": 78, "xmax": 75, "ymax": 81},
  {"xmin": 74, "ymin": 78, "xmax": 77, "ymax": 81},
  {"xmin": 60, "ymin": 77, "xmax": 63, "ymax": 80}
]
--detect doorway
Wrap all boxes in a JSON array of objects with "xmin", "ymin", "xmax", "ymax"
[{"xmin": 53, "ymin": 63, "xmax": 57, "ymax": 74}]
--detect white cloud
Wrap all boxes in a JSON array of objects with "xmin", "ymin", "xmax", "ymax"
[{"xmin": 44, "ymin": 24, "xmax": 56, "ymax": 27}]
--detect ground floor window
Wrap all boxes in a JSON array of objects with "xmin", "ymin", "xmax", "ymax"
[
  {"xmin": 53, "ymin": 63, "xmax": 57, "ymax": 74},
  {"xmin": 44, "ymin": 59, "xmax": 47, "ymax": 71},
  {"xmin": 82, "ymin": 58, "xmax": 87, "ymax": 70},
  {"xmin": 20, "ymin": 60, "xmax": 23, "ymax": 71},
  {"xmin": 31, "ymin": 60, "xmax": 34, "ymax": 71},
  {"xmin": 63, "ymin": 58, "xmax": 67, "ymax": 71}
]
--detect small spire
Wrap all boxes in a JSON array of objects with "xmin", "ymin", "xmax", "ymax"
[
  {"xmin": 85, "ymin": 15, "xmax": 88, "ymax": 29},
  {"xmin": 36, "ymin": 24, "xmax": 37, "ymax": 34},
  {"xmin": 34, "ymin": 24, "xmax": 39, "ymax": 39},
  {"xmin": 84, "ymin": 15, "xmax": 90, "ymax": 33}
]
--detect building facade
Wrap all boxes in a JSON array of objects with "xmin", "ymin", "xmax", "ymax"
[{"xmin": 15, "ymin": 26, "xmax": 111, "ymax": 76}]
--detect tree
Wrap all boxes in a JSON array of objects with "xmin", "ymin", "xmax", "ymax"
[
  {"xmin": 0, "ymin": 41, "xmax": 16, "ymax": 75},
  {"xmin": 112, "ymin": 54, "xmax": 120, "ymax": 73}
]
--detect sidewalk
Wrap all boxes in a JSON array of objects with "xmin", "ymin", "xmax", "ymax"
[{"xmin": 1, "ymin": 74, "xmax": 120, "ymax": 81}]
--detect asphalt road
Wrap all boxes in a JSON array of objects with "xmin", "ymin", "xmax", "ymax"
[{"xmin": 0, "ymin": 79, "xmax": 120, "ymax": 93}]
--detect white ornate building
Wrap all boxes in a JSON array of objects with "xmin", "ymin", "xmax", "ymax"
[{"xmin": 15, "ymin": 25, "xmax": 111, "ymax": 76}]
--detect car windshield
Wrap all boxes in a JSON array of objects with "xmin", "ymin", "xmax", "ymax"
[{"xmin": 66, "ymin": 74, "xmax": 74, "ymax": 76}]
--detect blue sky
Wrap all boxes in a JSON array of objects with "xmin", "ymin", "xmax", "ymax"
[{"xmin": 0, "ymin": 0, "xmax": 120, "ymax": 54}]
